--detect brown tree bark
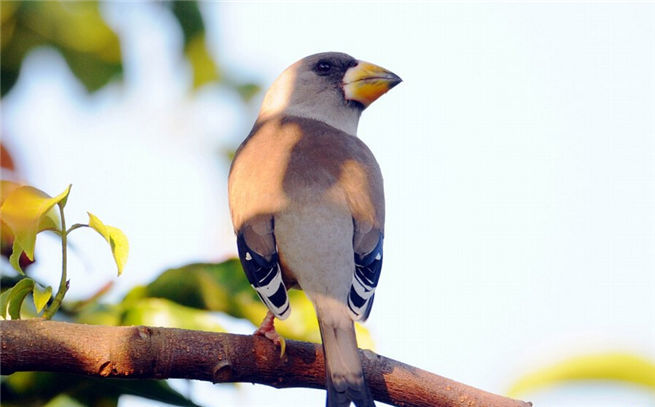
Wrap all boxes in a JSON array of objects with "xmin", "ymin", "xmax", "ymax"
[{"xmin": 0, "ymin": 320, "xmax": 531, "ymax": 407}]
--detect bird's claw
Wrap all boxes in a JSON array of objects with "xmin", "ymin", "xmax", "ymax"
[{"xmin": 255, "ymin": 311, "xmax": 286, "ymax": 358}]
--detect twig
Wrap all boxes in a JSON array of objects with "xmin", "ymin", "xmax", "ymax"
[{"xmin": 42, "ymin": 204, "xmax": 69, "ymax": 319}]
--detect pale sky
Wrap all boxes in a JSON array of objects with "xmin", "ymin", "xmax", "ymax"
[{"xmin": 3, "ymin": 2, "xmax": 654, "ymax": 407}]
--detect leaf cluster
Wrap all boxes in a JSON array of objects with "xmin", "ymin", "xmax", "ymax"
[{"xmin": 0, "ymin": 182, "xmax": 127, "ymax": 320}]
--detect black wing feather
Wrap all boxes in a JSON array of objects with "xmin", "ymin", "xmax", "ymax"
[
  {"xmin": 348, "ymin": 232, "xmax": 383, "ymax": 321},
  {"xmin": 236, "ymin": 232, "xmax": 290, "ymax": 319}
]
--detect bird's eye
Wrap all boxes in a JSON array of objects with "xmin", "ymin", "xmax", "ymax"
[{"xmin": 315, "ymin": 61, "xmax": 332, "ymax": 75}]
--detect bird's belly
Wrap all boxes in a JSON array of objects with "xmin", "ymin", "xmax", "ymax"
[{"xmin": 274, "ymin": 200, "xmax": 354, "ymax": 304}]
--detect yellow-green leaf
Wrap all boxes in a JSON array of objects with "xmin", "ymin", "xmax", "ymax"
[
  {"xmin": 0, "ymin": 289, "xmax": 12, "ymax": 320},
  {"xmin": 6, "ymin": 278, "xmax": 35, "ymax": 320},
  {"xmin": 0, "ymin": 180, "xmax": 21, "ymax": 205},
  {"xmin": 44, "ymin": 394, "xmax": 86, "ymax": 407},
  {"xmin": 168, "ymin": 1, "xmax": 219, "ymax": 90},
  {"xmin": 354, "ymin": 322, "xmax": 375, "ymax": 351},
  {"xmin": 33, "ymin": 283, "xmax": 52, "ymax": 314},
  {"xmin": 39, "ymin": 206, "xmax": 61, "ymax": 232},
  {"xmin": 507, "ymin": 351, "xmax": 655, "ymax": 397},
  {"xmin": 74, "ymin": 303, "xmax": 123, "ymax": 326},
  {"xmin": 87, "ymin": 212, "xmax": 128, "ymax": 276},
  {"xmin": 8, "ymin": 239, "xmax": 24, "ymax": 274},
  {"xmin": 267, "ymin": 290, "xmax": 322, "ymax": 343},
  {"xmin": 272, "ymin": 291, "xmax": 375, "ymax": 350},
  {"xmin": 186, "ymin": 34, "xmax": 219, "ymax": 89},
  {"xmin": 235, "ymin": 82, "xmax": 261, "ymax": 102},
  {"xmin": 122, "ymin": 297, "xmax": 225, "ymax": 332},
  {"xmin": 0, "ymin": 185, "xmax": 71, "ymax": 260}
]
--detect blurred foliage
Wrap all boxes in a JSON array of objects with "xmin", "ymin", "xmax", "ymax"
[
  {"xmin": 167, "ymin": 1, "xmax": 219, "ymax": 89},
  {"xmin": 0, "ymin": 0, "xmax": 260, "ymax": 101},
  {"xmin": 119, "ymin": 261, "xmax": 374, "ymax": 349},
  {"xmin": 1, "ymin": 372, "xmax": 201, "ymax": 407},
  {"xmin": 507, "ymin": 352, "xmax": 655, "ymax": 398},
  {"xmin": 1, "ymin": 1, "xmax": 122, "ymax": 95}
]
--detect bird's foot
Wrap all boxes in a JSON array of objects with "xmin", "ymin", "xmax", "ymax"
[{"xmin": 255, "ymin": 311, "xmax": 286, "ymax": 358}]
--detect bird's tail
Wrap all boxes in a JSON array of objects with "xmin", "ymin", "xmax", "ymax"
[{"xmin": 317, "ymin": 313, "xmax": 375, "ymax": 407}]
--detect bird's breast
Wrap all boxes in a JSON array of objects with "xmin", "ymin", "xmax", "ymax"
[
  {"xmin": 274, "ymin": 200, "xmax": 355, "ymax": 299},
  {"xmin": 228, "ymin": 116, "xmax": 384, "ymax": 231}
]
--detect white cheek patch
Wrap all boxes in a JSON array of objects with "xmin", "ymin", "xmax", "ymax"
[{"xmin": 259, "ymin": 66, "xmax": 298, "ymax": 118}]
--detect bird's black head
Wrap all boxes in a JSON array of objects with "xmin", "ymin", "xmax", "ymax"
[
  {"xmin": 305, "ymin": 52, "xmax": 364, "ymax": 109},
  {"xmin": 311, "ymin": 54, "xmax": 359, "ymax": 79}
]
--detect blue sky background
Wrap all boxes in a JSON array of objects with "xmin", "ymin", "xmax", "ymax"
[{"xmin": 2, "ymin": 2, "xmax": 654, "ymax": 406}]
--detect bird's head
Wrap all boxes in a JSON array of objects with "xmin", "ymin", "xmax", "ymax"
[{"xmin": 258, "ymin": 52, "xmax": 401, "ymax": 135}]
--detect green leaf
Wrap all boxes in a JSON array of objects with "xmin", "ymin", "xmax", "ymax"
[
  {"xmin": 0, "ymin": 289, "xmax": 12, "ymax": 319},
  {"xmin": 87, "ymin": 212, "xmax": 128, "ymax": 276},
  {"xmin": 235, "ymin": 82, "xmax": 261, "ymax": 102},
  {"xmin": 0, "ymin": 184, "xmax": 71, "ymax": 260},
  {"xmin": 32, "ymin": 282, "xmax": 52, "ymax": 314},
  {"xmin": 146, "ymin": 260, "xmax": 245, "ymax": 315},
  {"xmin": 8, "ymin": 239, "xmax": 24, "ymax": 274},
  {"xmin": 185, "ymin": 34, "xmax": 219, "ymax": 88},
  {"xmin": 121, "ymin": 297, "xmax": 224, "ymax": 332},
  {"xmin": 73, "ymin": 303, "xmax": 123, "ymax": 327},
  {"xmin": 170, "ymin": 0, "xmax": 205, "ymax": 40},
  {"xmin": 39, "ymin": 206, "xmax": 61, "ymax": 232},
  {"xmin": 169, "ymin": 1, "xmax": 220, "ymax": 89},
  {"xmin": 59, "ymin": 47, "xmax": 122, "ymax": 93},
  {"xmin": 6, "ymin": 278, "xmax": 35, "ymax": 320},
  {"xmin": 44, "ymin": 394, "xmax": 86, "ymax": 407},
  {"xmin": 507, "ymin": 351, "xmax": 655, "ymax": 397}
]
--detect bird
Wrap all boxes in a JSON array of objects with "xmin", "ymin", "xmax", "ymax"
[{"xmin": 228, "ymin": 52, "xmax": 401, "ymax": 407}]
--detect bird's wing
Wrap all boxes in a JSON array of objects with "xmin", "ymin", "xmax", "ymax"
[
  {"xmin": 348, "ymin": 225, "xmax": 383, "ymax": 322},
  {"xmin": 236, "ymin": 217, "xmax": 290, "ymax": 320}
]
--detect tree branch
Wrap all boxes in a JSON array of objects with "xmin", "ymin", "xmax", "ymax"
[{"xmin": 0, "ymin": 320, "xmax": 531, "ymax": 407}]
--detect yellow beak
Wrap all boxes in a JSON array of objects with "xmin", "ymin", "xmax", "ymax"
[{"xmin": 342, "ymin": 60, "xmax": 402, "ymax": 108}]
